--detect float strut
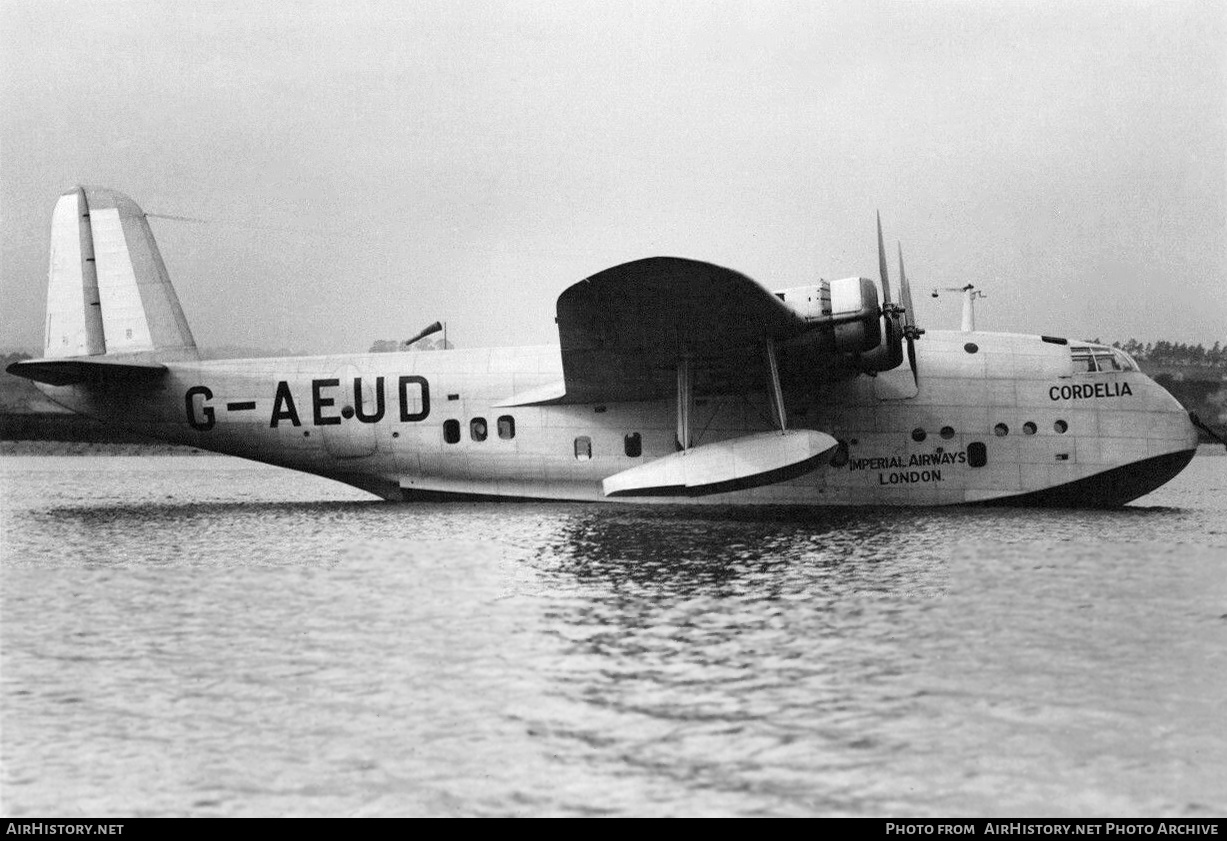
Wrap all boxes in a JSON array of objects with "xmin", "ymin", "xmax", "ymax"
[
  {"xmin": 765, "ymin": 340, "xmax": 787, "ymax": 432},
  {"xmin": 676, "ymin": 356, "xmax": 692, "ymax": 450}
]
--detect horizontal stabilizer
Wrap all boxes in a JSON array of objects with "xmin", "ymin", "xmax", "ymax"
[
  {"xmin": 603, "ymin": 429, "xmax": 838, "ymax": 498},
  {"xmin": 6, "ymin": 356, "xmax": 167, "ymax": 387}
]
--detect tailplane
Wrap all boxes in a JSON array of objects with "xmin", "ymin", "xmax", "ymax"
[{"xmin": 43, "ymin": 186, "xmax": 197, "ymax": 361}]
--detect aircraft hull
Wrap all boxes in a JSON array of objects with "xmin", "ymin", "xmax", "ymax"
[{"xmin": 31, "ymin": 330, "xmax": 1200, "ymax": 507}]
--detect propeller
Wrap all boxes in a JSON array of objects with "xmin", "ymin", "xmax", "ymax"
[
  {"xmin": 897, "ymin": 243, "xmax": 925, "ymax": 384},
  {"xmin": 873, "ymin": 212, "xmax": 904, "ymax": 370},
  {"xmin": 861, "ymin": 213, "xmax": 922, "ymax": 380}
]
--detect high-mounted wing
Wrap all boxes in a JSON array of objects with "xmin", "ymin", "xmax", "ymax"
[{"xmin": 555, "ymin": 257, "xmax": 811, "ymax": 404}]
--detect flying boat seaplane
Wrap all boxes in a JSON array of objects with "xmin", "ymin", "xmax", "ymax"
[{"xmin": 8, "ymin": 187, "xmax": 1200, "ymax": 506}]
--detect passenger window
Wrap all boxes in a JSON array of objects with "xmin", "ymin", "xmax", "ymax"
[
  {"xmin": 470, "ymin": 417, "xmax": 488, "ymax": 442},
  {"xmin": 443, "ymin": 419, "xmax": 460, "ymax": 444},
  {"xmin": 994, "ymin": 423, "xmax": 1009, "ymax": 437},
  {"xmin": 968, "ymin": 441, "xmax": 987, "ymax": 468},
  {"xmin": 623, "ymin": 432, "xmax": 641, "ymax": 457},
  {"xmin": 498, "ymin": 415, "xmax": 515, "ymax": 440},
  {"xmin": 911, "ymin": 428, "xmax": 926, "ymax": 442},
  {"xmin": 1023, "ymin": 421, "xmax": 1037, "ymax": 435},
  {"xmin": 1054, "ymin": 420, "xmax": 1068, "ymax": 434},
  {"xmin": 940, "ymin": 426, "xmax": 955, "ymax": 439},
  {"xmin": 574, "ymin": 436, "xmax": 592, "ymax": 461}
]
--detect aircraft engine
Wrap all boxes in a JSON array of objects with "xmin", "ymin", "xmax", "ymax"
[{"xmin": 779, "ymin": 276, "xmax": 881, "ymax": 359}]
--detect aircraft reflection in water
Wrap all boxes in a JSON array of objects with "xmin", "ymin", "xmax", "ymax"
[{"xmin": 9, "ymin": 187, "xmax": 1199, "ymax": 507}]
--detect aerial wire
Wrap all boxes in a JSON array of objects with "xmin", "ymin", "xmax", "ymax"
[{"xmin": 143, "ymin": 211, "xmax": 346, "ymax": 238}]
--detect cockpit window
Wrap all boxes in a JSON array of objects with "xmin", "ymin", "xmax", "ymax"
[
  {"xmin": 1070, "ymin": 345, "xmax": 1136, "ymax": 373},
  {"xmin": 1094, "ymin": 353, "xmax": 1120, "ymax": 372},
  {"xmin": 1072, "ymin": 349, "xmax": 1097, "ymax": 373},
  {"xmin": 1113, "ymin": 349, "xmax": 1138, "ymax": 371}
]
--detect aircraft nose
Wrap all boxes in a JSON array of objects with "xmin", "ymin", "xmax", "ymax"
[
  {"xmin": 1150, "ymin": 376, "xmax": 1201, "ymax": 452},
  {"xmin": 1183, "ymin": 411, "xmax": 1201, "ymax": 450}
]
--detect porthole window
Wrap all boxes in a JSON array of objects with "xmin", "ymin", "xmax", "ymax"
[
  {"xmin": 470, "ymin": 417, "xmax": 488, "ymax": 442},
  {"xmin": 497, "ymin": 415, "xmax": 515, "ymax": 440},
  {"xmin": 940, "ymin": 426, "xmax": 955, "ymax": 440},
  {"xmin": 964, "ymin": 342, "xmax": 979, "ymax": 354},
  {"xmin": 443, "ymin": 419, "xmax": 460, "ymax": 444},
  {"xmin": 1054, "ymin": 420, "xmax": 1068, "ymax": 434},
  {"xmin": 623, "ymin": 432, "xmax": 642, "ymax": 458},
  {"xmin": 1023, "ymin": 421, "xmax": 1037, "ymax": 435},
  {"xmin": 994, "ymin": 423, "xmax": 1009, "ymax": 437},
  {"xmin": 911, "ymin": 428, "xmax": 927, "ymax": 442},
  {"xmin": 574, "ymin": 436, "xmax": 592, "ymax": 461},
  {"xmin": 968, "ymin": 441, "xmax": 987, "ymax": 468}
]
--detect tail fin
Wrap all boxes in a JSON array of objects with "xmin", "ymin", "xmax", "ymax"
[{"xmin": 44, "ymin": 186, "xmax": 197, "ymax": 361}]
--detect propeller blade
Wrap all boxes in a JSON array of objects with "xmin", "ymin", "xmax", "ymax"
[
  {"xmin": 907, "ymin": 332, "xmax": 919, "ymax": 386},
  {"xmin": 898, "ymin": 243, "xmax": 923, "ymax": 386},
  {"xmin": 878, "ymin": 212, "xmax": 902, "ymax": 349},
  {"xmin": 898, "ymin": 242, "xmax": 915, "ymax": 331},
  {"xmin": 877, "ymin": 211, "xmax": 891, "ymax": 305}
]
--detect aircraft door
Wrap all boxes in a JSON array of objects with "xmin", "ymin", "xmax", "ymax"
[{"xmin": 322, "ymin": 365, "xmax": 379, "ymax": 459}]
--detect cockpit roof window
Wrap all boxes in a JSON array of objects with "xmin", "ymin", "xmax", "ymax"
[
  {"xmin": 1113, "ymin": 349, "xmax": 1138, "ymax": 371},
  {"xmin": 1070, "ymin": 344, "xmax": 1137, "ymax": 373}
]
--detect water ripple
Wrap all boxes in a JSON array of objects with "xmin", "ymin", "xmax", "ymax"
[{"xmin": 2, "ymin": 455, "xmax": 1225, "ymax": 816}]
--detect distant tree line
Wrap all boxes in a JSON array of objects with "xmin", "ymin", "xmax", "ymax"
[{"xmin": 1104, "ymin": 340, "xmax": 1227, "ymax": 369}]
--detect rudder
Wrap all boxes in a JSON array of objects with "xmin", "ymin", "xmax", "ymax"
[{"xmin": 44, "ymin": 186, "xmax": 197, "ymax": 361}]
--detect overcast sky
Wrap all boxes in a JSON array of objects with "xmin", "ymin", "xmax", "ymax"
[{"xmin": 2, "ymin": 0, "xmax": 1223, "ymax": 354}]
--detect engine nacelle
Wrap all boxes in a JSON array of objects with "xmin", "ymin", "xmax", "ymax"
[{"xmin": 774, "ymin": 277, "xmax": 881, "ymax": 354}]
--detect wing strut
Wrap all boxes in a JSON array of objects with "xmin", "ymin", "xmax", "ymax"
[
  {"xmin": 676, "ymin": 356, "xmax": 693, "ymax": 450},
  {"xmin": 765, "ymin": 340, "xmax": 787, "ymax": 432}
]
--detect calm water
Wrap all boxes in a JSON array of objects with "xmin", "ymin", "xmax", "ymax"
[{"xmin": 2, "ymin": 454, "xmax": 1226, "ymax": 817}]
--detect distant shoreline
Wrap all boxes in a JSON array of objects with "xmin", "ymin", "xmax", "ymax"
[{"xmin": 0, "ymin": 441, "xmax": 216, "ymax": 456}]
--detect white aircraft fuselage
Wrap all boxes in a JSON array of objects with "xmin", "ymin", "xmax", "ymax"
[{"xmin": 36, "ymin": 329, "xmax": 1197, "ymax": 506}]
